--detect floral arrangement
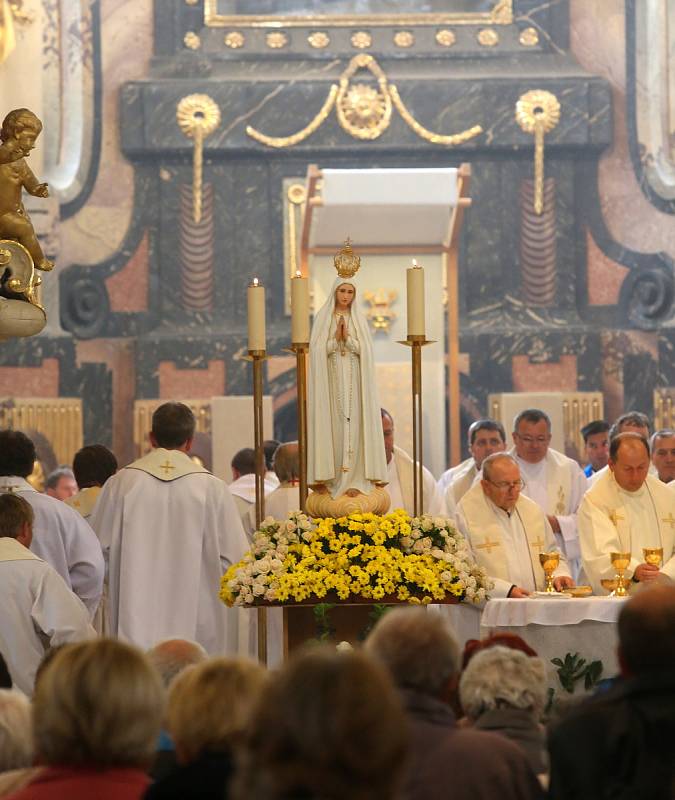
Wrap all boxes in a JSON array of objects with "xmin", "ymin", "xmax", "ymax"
[{"xmin": 220, "ymin": 509, "xmax": 490, "ymax": 607}]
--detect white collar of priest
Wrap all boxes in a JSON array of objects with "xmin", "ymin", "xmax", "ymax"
[{"xmin": 0, "ymin": 476, "xmax": 35, "ymax": 493}]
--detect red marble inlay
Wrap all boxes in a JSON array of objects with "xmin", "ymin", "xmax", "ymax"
[
  {"xmin": 512, "ymin": 354, "xmax": 578, "ymax": 392},
  {"xmin": 586, "ymin": 228, "xmax": 629, "ymax": 306},
  {"xmin": 105, "ymin": 231, "xmax": 149, "ymax": 312},
  {"xmin": 158, "ymin": 360, "xmax": 225, "ymax": 398},
  {"xmin": 0, "ymin": 358, "xmax": 59, "ymax": 396}
]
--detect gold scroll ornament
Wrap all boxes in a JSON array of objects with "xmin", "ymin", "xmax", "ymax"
[
  {"xmin": 247, "ymin": 54, "xmax": 482, "ymax": 147},
  {"xmin": 515, "ymin": 90, "xmax": 560, "ymax": 215},
  {"xmin": 176, "ymin": 94, "xmax": 221, "ymax": 223}
]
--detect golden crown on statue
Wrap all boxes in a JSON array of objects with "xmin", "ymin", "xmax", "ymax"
[{"xmin": 334, "ymin": 238, "xmax": 361, "ymax": 279}]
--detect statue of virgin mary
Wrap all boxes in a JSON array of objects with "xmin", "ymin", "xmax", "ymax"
[{"xmin": 307, "ymin": 242, "xmax": 389, "ymax": 516}]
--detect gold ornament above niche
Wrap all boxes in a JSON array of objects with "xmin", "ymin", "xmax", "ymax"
[
  {"xmin": 224, "ymin": 31, "xmax": 245, "ymax": 48},
  {"xmin": 393, "ymin": 30, "xmax": 414, "ymax": 48},
  {"xmin": 176, "ymin": 94, "xmax": 221, "ymax": 223},
  {"xmin": 266, "ymin": 31, "xmax": 289, "ymax": 49},
  {"xmin": 351, "ymin": 31, "xmax": 372, "ymax": 49},
  {"xmin": 246, "ymin": 54, "xmax": 483, "ymax": 148},
  {"xmin": 515, "ymin": 89, "xmax": 561, "ymax": 215},
  {"xmin": 435, "ymin": 29, "xmax": 456, "ymax": 47},
  {"xmin": 519, "ymin": 27, "xmax": 539, "ymax": 46},
  {"xmin": 308, "ymin": 31, "xmax": 330, "ymax": 48},
  {"xmin": 364, "ymin": 288, "xmax": 398, "ymax": 333},
  {"xmin": 203, "ymin": 0, "xmax": 513, "ymax": 28},
  {"xmin": 184, "ymin": 31, "xmax": 201, "ymax": 50},
  {"xmin": 477, "ymin": 28, "xmax": 499, "ymax": 47}
]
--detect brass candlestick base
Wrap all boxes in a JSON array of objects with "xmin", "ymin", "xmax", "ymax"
[
  {"xmin": 539, "ymin": 551, "xmax": 560, "ymax": 593},
  {"xmin": 610, "ymin": 551, "xmax": 631, "ymax": 598}
]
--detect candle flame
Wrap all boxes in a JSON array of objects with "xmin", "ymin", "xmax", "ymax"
[
  {"xmin": 295, "ymin": 270, "xmax": 302, "ymax": 278},
  {"xmin": 252, "ymin": 277, "xmax": 259, "ymax": 287},
  {"xmin": 412, "ymin": 258, "xmax": 418, "ymax": 268}
]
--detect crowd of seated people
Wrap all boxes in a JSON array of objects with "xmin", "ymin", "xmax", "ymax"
[{"xmin": 0, "ymin": 586, "xmax": 672, "ymax": 800}]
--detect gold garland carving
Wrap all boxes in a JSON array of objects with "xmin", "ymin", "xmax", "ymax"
[
  {"xmin": 515, "ymin": 90, "xmax": 560, "ymax": 215},
  {"xmin": 246, "ymin": 55, "xmax": 482, "ymax": 148},
  {"xmin": 389, "ymin": 85, "xmax": 483, "ymax": 145},
  {"xmin": 176, "ymin": 94, "xmax": 221, "ymax": 223}
]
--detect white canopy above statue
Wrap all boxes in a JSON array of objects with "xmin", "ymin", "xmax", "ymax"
[{"xmin": 308, "ymin": 167, "xmax": 459, "ymax": 249}]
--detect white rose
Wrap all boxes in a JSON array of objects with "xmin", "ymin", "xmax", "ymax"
[
  {"xmin": 421, "ymin": 518, "xmax": 433, "ymax": 532},
  {"xmin": 400, "ymin": 536, "xmax": 413, "ymax": 549},
  {"xmin": 270, "ymin": 558, "xmax": 284, "ymax": 573},
  {"xmin": 302, "ymin": 530, "xmax": 313, "ymax": 542},
  {"xmin": 440, "ymin": 570, "xmax": 454, "ymax": 583},
  {"xmin": 412, "ymin": 540, "xmax": 425, "ymax": 554},
  {"xmin": 431, "ymin": 548, "xmax": 445, "ymax": 560},
  {"xmin": 265, "ymin": 588, "xmax": 277, "ymax": 602},
  {"xmin": 252, "ymin": 583, "xmax": 265, "ymax": 596}
]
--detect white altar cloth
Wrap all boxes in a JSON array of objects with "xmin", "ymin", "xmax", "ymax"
[{"xmin": 479, "ymin": 597, "xmax": 626, "ymax": 693}]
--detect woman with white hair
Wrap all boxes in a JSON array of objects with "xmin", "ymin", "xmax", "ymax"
[
  {"xmin": 0, "ymin": 690, "xmax": 40, "ymax": 798},
  {"xmin": 459, "ymin": 645, "xmax": 548, "ymax": 778}
]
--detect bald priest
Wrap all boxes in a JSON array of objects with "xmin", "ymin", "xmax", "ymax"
[
  {"xmin": 578, "ymin": 432, "xmax": 675, "ymax": 594},
  {"xmin": 456, "ymin": 453, "xmax": 574, "ymax": 598}
]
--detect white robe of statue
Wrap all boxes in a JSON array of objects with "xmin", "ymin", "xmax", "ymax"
[
  {"xmin": 90, "ymin": 448, "xmax": 249, "ymax": 655},
  {"xmin": 308, "ymin": 275, "xmax": 387, "ymax": 499},
  {"xmin": 0, "ymin": 537, "xmax": 94, "ymax": 694}
]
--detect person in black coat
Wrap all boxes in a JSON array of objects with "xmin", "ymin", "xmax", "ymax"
[{"xmin": 548, "ymin": 584, "xmax": 675, "ymax": 800}]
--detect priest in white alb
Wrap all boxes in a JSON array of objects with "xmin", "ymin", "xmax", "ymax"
[
  {"xmin": 510, "ymin": 409, "xmax": 588, "ymax": 579},
  {"xmin": 578, "ymin": 432, "xmax": 675, "ymax": 594},
  {"xmin": 229, "ymin": 447, "xmax": 277, "ymax": 522},
  {"xmin": 0, "ymin": 493, "xmax": 94, "ymax": 694},
  {"xmin": 90, "ymin": 402, "xmax": 249, "ymax": 655},
  {"xmin": 438, "ymin": 419, "xmax": 507, "ymax": 508},
  {"xmin": 382, "ymin": 409, "xmax": 448, "ymax": 517},
  {"xmin": 456, "ymin": 453, "xmax": 574, "ymax": 597},
  {"xmin": 0, "ymin": 430, "xmax": 104, "ymax": 619},
  {"xmin": 65, "ymin": 444, "xmax": 118, "ymax": 521}
]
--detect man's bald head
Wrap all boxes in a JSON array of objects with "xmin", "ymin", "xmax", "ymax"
[
  {"xmin": 618, "ymin": 585, "xmax": 675, "ymax": 676},
  {"xmin": 147, "ymin": 638, "xmax": 208, "ymax": 688},
  {"xmin": 609, "ymin": 432, "xmax": 651, "ymax": 493}
]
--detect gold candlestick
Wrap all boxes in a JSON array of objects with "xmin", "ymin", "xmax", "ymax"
[
  {"xmin": 643, "ymin": 547, "xmax": 663, "ymax": 568},
  {"xmin": 539, "ymin": 551, "xmax": 560, "ymax": 593},
  {"xmin": 610, "ymin": 551, "xmax": 631, "ymax": 598},
  {"xmin": 291, "ymin": 341, "xmax": 309, "ymax": 512}
]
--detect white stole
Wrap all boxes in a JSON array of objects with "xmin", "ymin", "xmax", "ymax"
[
  {"xmin": 460, "ymin": 483, "xmax": 548, "ymax": 590},
  {"xmin": 124, "ymin": 448, "xmax": 209, "ymax": 481},
  {"xmin": 0, "ymin": 537, "xmax": 39, "ymax": 563}
]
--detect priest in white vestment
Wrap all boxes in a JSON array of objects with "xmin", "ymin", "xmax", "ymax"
[
  {"xmin": 90, "ymin": 402, "xmax": 249, "ymax": 655},
  {"xmin": 229, "ymin": 447, "xmax": 277, "ymax": 521},
  {"xmin": 308, "ymin": 275, "xmax": 387, "ymax": 499},
  {"xmin": 0, "ymin": 493, "xmax": 94, "ymax": 694},
  {"xmin": 65, "ymin": 444, "xmax": 118, "ymax": 520},
  {"xmin": 246, "ymin": 442, "xmax": 301, "ymax": 536},
  {"xmin": 650, "ymin": 429, "xmax": 675, "ymax": 484},
  {"xmin": 437, "ymin": 419, "xmax": 507, "ymax": 507},
  {"xmin": 456, "ymin": 453, "xmax": 573, "ymax": 598},
  {"xmin": 510, "ymin": 409, "xmax": 587, "ymax": 579},
  {"xmin": 578, "ymin": 432, "xmax": 675, "ymax": 594},
  {"xmin": 0, "ymin": 430, "xmax": 104, "ymax": 618},
  {"xmin": 381, "ymin": 410, "xmax": 448, "ymax": 517}
]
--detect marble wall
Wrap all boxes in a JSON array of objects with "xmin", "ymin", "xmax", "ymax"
[{"xmin": 1, "ymin": 0, "xmax": 673, "ymax": 467}]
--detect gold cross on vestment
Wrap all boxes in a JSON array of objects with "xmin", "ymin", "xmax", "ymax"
[
  {"xmin": 529, "ymin": 534, "xmax": 545, "ymax": 552},
  {"xmin": 159, "ymin": 460, "xmax": 175, "ymax": 476},
  {"xmin": 476, "ymin": 536, "xmax": 500, "ymax": 554},
  {"xmin": 1, "ymin": 485, "xmax": 20, "ymax": 493},
  {"xmin": 608, "ymin": 509, "xmax": 624, "ymax": 527},
  {"xmin": 662, "ymin": 512, "xmax": 675, "ymax": 530}
]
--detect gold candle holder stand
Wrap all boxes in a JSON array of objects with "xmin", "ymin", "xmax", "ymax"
[
  {"xmin": 539, "ymin": 551, "xmax": 560, "ymax": 593},
  {"xmin": 290, "ymin": 342, "xmax": 309, "ymax": 512},
  {"xmin": 245, "ymin": 348, "xmax": 269, "ymax": 665},
  {"xmin": 398, "ymin": 335, "xmax": 434, "ymax": 517}
]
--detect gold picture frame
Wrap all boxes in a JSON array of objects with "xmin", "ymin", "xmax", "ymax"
[{"xmin": 204, "ymin": 0, "xmax": 513, "ymax": 28}]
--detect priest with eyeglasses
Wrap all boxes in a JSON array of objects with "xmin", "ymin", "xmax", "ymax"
[{"xmin": 456, "ymin": 453, "xmax": 574, "ymax": 598}]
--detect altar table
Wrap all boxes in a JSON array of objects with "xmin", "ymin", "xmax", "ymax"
[{"xmin": 479, "ymin": 596, "xmax": 626, "ymax": 692}]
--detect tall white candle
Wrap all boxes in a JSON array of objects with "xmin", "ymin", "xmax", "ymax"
[
  {"xmin": 406, "ymin": 259, "xmax": 425, "ymax": 337},
  {"xmin": 291, "ymin": 271, "xmax": 310, "ymax": 344},
  {"xmin": 247, "ymin": 277, "xmax": 266, "ymax": 351}
]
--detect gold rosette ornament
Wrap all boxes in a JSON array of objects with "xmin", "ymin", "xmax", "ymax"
[
  {"xmin": 515, "ymin": 90, "xmax": 560, "ymax": 215},
  {"xmin": 176, "ymin": 94, "xmax": 221, "ymax": 223}
]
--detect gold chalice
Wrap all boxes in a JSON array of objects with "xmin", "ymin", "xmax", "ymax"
[
  {"xmin": 610, "ymin": 551, "xmax": 631, "ymax": 597},
  {"xmin": 539, "ymin": 551, "xmax": 560, "ymax": 593},
  {"xmin": 643, "ymin": 547, "xmax": 663, "ymax": 568}
]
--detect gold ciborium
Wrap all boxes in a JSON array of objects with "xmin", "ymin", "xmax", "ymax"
[
  {"xmin": 539, "ymin": 551, "xmax": 560, "ymax": 593},
  {"xmin": 601, "ymin": 578, "xmax": 618, "ymax": 596},
  {"xmin": 643, "ymin": 547, "xmax": 663, "ymax": 568},
  {"xmin": 610, "ymin": 551, "xmax": 631, "ymax": 597}
]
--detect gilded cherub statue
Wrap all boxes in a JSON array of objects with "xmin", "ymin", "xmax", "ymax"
[
  {"xmin": 0, "ymin": 108, "xmax": 49, "ymax": 339},
  {"xmin": 0, "ymin": 108, "xmax": 52, "ymax": 270}
]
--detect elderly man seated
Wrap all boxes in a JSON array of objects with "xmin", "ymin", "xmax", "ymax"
[{"xmin": 456, "ymin": 453, "xmax": 573, "ymax": 598}]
